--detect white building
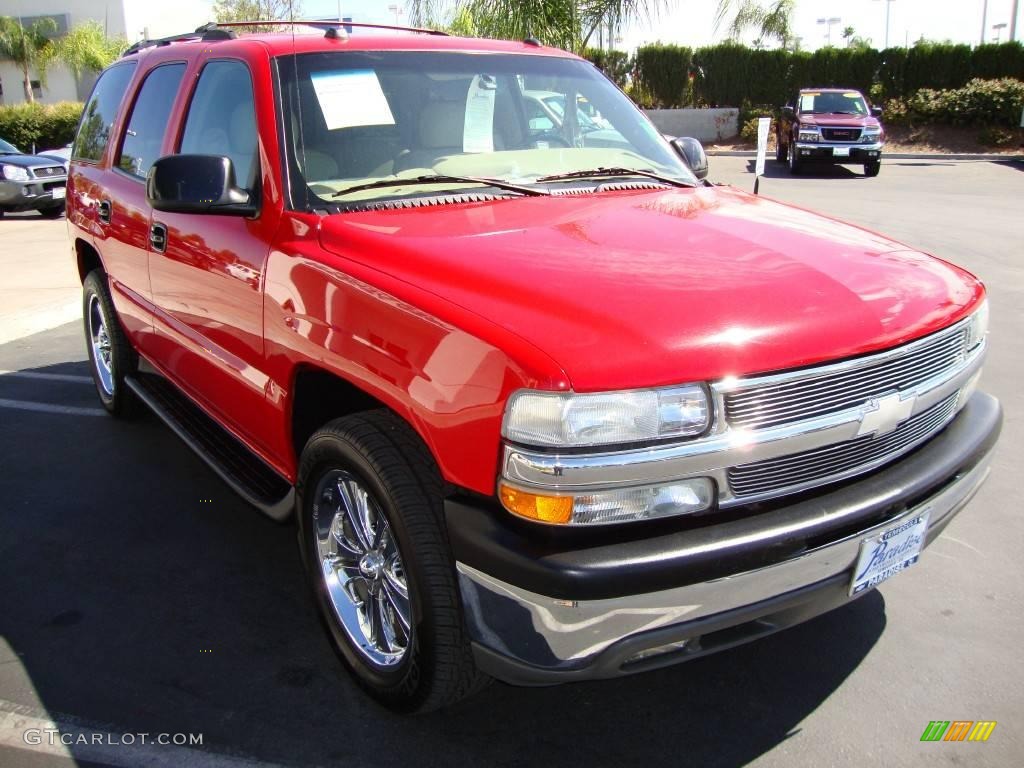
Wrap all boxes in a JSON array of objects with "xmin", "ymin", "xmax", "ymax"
[{"xmin": 0, "ymin": 0, "xmax": 211, "ymax": 104}]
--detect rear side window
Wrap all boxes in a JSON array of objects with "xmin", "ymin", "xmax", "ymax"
[
  {"xmin": 73, "ymin": 62, "xmax": 137, "ymax": 162},
  {"xmin": 117, "ymin": 63, "xmax": 186, "ymax": 178},
  {"xmin": 179, "ymin": 60, "xmax": 259, "ymax": 192}
]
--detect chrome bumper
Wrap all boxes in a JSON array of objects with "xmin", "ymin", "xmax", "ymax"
[
  {"xmin": 794, "ymin": 141, "xmax": 883, "ymax": 151},
  {"xmin": 458, "ymin": 397, "xmax": 998, "ymax": 683}
]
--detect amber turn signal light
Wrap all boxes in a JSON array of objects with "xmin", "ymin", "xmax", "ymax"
[{"xmin": 498, "ymin": 483, "xmax": 573, "ymax": 524}]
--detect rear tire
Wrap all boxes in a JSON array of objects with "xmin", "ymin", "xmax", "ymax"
[
  {"xmin": 297, "ymin": 410, "xmax": 489, "ymax": 712},
  {"xmin": 864, "ymin": 161, "xmax": 881, "ymax": 177},
  {"xmin": 83, "ymin": 269, "xmax": 140, "ymax": 418}
]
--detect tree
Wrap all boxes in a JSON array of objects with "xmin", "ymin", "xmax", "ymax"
[
  {"xmin": 715, "ymin": 0, "xmax": 795, "ymax": 48},
  {"xmin": 46, "ymin": 21, "xmax": 128, "ymax": 78},
  {"xmin": 0, "ymin": 16, "xmax": 57, "ymax": 103},
  {"xmin": 213, "ymin": 0, "xmax": 303, "ymax": 32},
  {"xmin": 453, "ymin": 1, "xmax": 669, "ymax": 53}
]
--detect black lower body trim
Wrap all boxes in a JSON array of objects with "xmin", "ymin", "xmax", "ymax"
[{"xmin": 127, "ymin": 371, "xmax": 294, "ymax": 521}]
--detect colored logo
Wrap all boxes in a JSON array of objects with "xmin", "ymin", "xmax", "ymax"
[{"xmin": 920, "ymin": 721, "xmax": 997, "ymax": 742}]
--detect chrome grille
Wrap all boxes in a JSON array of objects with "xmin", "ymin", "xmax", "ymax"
[
  {"xmin": 822, "ymin": 127, "xmax": 861, "ymax": 142},
  {"xmin": 32, "ymin": 166, "xmax": 65, "ymax": 178},
  {"xmin": 728, "ymin": 393, "xmax": 959, "ymax": 500},
  {"xmin": 724, "ymin": 323, "xmax": 970, "ymax": 431}
]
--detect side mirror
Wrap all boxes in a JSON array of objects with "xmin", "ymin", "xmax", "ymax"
[
  {"xmin": 671, "ymin": 136, "xmax": 708, "ymax": 181},
  {"xmin": 870, "ymin": 106, "xmax": 884, "ymax": 118},
  {"xmin": 147, "ymin": 154, "xmax": 255, "ymax": 216},
  {"xmin": 782, "ymin": 104, "xmax": 795, "ymax": 115}
]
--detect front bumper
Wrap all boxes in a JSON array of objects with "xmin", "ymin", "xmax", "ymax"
[
  {"xmin": 794, "ymin": 141, "xmax": 883, "ymax": 163},
  {"xmin": 0, "ymin": 177, "xmax": 67, "ymax": 211},
  {"xmin": 450, "ymin": 391, "xmax": 1000, "ymax": 685}
]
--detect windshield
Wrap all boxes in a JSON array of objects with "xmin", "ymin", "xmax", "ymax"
[
  {"xmin": 276, "ymin": 51, "xmax": 694, "ymax": 208},
  {"xmin": 799, "ymin": 91, "xmax": 869, "ymax": 115},
  {"xmin": 0, "ymin": 138, "xmax": 20, "ymax": 154}
]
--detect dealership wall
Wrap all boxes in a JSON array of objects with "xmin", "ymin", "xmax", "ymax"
[{"xmin": 644, "ymin": 108, "xmax": 740, "ymax": 142}]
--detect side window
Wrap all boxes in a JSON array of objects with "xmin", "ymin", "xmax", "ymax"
[
  {"xmin": 73, "ymin": 62, "xmax": 137, "ymax": 162},
  {"xmin": 117, "ymin": 63, "xmax": 186, "ymax": 178},
  {"xmin": 180, "ymin": 61, "xmax": 259, "ymax": 192}
]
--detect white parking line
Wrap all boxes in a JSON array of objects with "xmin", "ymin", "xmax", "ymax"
[
  {"xmin": 0, "ymin": 370, "xmax": 93, "ymax": 383},
  {"xmin": 0, "ymin": 398, "xmax": 106, "ymax": 417},
  {"xmin": 0, "ymin": 698, "xmax": 290, "ymax": 768}
]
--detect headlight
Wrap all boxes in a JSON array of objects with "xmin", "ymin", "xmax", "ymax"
[
  {"xmin": 860, "ymin": 127, "xmax": 883, "ymax": 143},
  {"xmin": 1, "ymin": 164, "xmax": 30, "ymax": 181},
  {"xmin": 503, "ymin": 384, "xmax": 710, "ymax": 448},
  {"xmin": 797, "ymin": 129, "xmax": 819, "ymax": 143},
  {"xmin": 966, "ymin": 300, "xmax": 988, "ymax": 350}
]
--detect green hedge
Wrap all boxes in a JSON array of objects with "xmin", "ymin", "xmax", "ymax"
[
  {"xmin": 634, "ymin": 40, "xmax": 1024, "ymax": 108},
  {"xmin": 0, "ymin": 102, "xmax": 83, "ymax": 152},
  {"xmin": 583, "ymin": 48, "xmax": 632, "ymax": 88},
  {"xmin": 906, "ymin": 78, "xmax": 1024, "ymax": 126}
]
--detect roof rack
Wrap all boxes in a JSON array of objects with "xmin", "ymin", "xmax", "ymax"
[
  {"xmin": 214, "ymin": 19, "xmax": 449, "ymax": 37},
  {"xmin": 120, "ymin": 18, "xmax": 448, "ymax": 59},
  {"xmin": 121, "ymin": 23, "xmax": 236, "ymax": 58}
]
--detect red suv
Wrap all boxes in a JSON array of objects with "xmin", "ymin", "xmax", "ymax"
[{"xmin": 67, "ymin": 22, "xmax": 1000, "ymax": 712}]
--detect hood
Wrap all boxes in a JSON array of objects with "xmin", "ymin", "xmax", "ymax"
[
  {"xmin": 800, "ymin": 113, "xmax": 881, "ymax": 129},
  {"xmin": 319, "ymin": 186, "xmax": 982, "ymax": 392},
  {"xmin": 0, "ymin": 153, "xmax": 65, "ymax": 169}
]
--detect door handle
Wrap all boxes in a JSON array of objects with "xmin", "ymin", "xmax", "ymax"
[
  {"xmin": 149, "ymin": 222, "xmax": 168, "ymax": 253},
  {"xmin": 98, "ymin": 199, "xmax": 112, "ymax": 224}
]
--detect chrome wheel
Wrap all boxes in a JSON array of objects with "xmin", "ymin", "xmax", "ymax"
[
  {"xmin": 313, "ymin": 469, "xmax": 411, "ymax": 668},
  {"xmin": 88, "ymin": 294, "xmax": 114, "ymax": 396}
]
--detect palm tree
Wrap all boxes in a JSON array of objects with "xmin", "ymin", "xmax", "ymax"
[
  {"xmin": 454, "ymin": 1, "xmax": 669, "ymax": 53},
  {"xmin": 715, "ymin": 0, "xmax": 795, "ymax": 47},
  {"xmin": 0, "ymin": 16, "xmax": 57, "ymax": 103},
  {"xmin": 46, "ymin": 21, "xmax": 128, "ymax": 78}
]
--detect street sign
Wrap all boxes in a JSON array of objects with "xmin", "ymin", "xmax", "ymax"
[{"xmin": 754, "ymin": 117, "xmax": 771, "ymax": 194}]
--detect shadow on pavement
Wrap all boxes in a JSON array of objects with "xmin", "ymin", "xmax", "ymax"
[
  {"xmin": 0, "ymin": 358, "xmax": 887, "ymax": 768},
  {"xmin": 743, "ymin": 160, "xmax": 864, "ymax": 180}
]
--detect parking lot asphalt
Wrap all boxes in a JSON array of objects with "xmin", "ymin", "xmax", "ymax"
[{"xmin": 1, "ymin": 157, "xmax": 1022, "ymax": 768}]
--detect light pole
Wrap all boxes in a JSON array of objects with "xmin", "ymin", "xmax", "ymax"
[
  {"xmin": 817, "ymin": 17, "xmax": 841, "ymax": 46},
  {"xmin": 993, "ymin": 22, "xmax": 1007, "ymax": 42},
  {"xmin": 980, "ymin": 0, "xmax": 988, "ymax": 45},
  {"xmin": 873, "ymin": 0, "xmax": 896, "ymax": 48},
  {"xmin": 387, "ymin": 4, "xmax": 404, "ymax": 25}
]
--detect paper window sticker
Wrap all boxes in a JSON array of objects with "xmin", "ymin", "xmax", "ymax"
[
  {"xmin": 311, "ymin": 70, "xmax": 395, "ymax": 131},
  {"xmin": 800, "ymin": 93, "xmax": 817, "ymax": 111},
  {"xmin": 463, "ymin": 75, "xmax": 496, "ymax": 153}
]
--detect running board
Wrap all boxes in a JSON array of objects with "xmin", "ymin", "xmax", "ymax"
[{"xmin": 126, "ymin": 372, "xmax": 294, "ymax": 521}]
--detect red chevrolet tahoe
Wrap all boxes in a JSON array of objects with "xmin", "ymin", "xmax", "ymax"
[{"xmin": 66, "ymin": 22, "xmax": 1001, "ymax": 712}]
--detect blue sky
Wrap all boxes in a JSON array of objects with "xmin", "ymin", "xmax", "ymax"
[{"xmin": 292, "ymin": 0, "xmax": 1020, "ymax": 50}]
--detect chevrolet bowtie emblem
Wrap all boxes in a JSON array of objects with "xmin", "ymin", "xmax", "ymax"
[{"xmin": 857, "ymin": 392, "xmax": 916, "ymax": 437}]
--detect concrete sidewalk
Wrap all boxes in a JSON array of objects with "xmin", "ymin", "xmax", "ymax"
[{"xmin": 0, "ymin": 214, "xmax": 80, "ymax": 346}]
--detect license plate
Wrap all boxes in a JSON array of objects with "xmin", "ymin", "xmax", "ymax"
[
  {"xmin": 833, "ymin": 147, "xmax": 850, "ymax": 157},
  {"xmin": 850, "ymin": 510, "xmax": 930, "ymax": 595},
  {"xmin": 51, "ymin": 186, "xmax": 66, "ymax": 200}
]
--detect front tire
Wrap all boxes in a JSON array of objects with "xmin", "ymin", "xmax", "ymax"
[
  {"xmin": 39, "ymin": 203, "xmax": 65, "ymax": 219},
  {"xmin": 864, "ymin": 160, "xmax": 881, "ymax": 177},
  {"xmin": 83, "ymin": 270, "xmax": 140, "ymax": 417},
  {"xmin": 775, "ymin": 134, "xmax": 788, "ymax": 162},
  {"xmin": 788, "ymin": 142, "xmax": 801, "ymax": 174},
  {"xmin": 297, "ymin": 411, "xmax": 488, "ymax": 712}
]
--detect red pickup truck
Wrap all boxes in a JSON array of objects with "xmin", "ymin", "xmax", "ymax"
[
  {"xmin": 67, "ymin": 23, "xmax": 1000, "ymax": 712},
  {"xmin": 776, "ymin": 87, "xmax": 885, "ymax": 176}
]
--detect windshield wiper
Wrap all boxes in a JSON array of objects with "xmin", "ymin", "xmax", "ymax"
[
  {"xmin": 536, "ymin": 167, "xmax": 696, "ymax": 188},
  {"xmin": 331, "ymin": 174, "xmax": 548, "ymax": 198}
]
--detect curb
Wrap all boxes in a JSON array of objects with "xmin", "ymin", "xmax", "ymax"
[{"xmin": 707, "ymin": 150, "xmax": 1024, "ymax": 161}]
